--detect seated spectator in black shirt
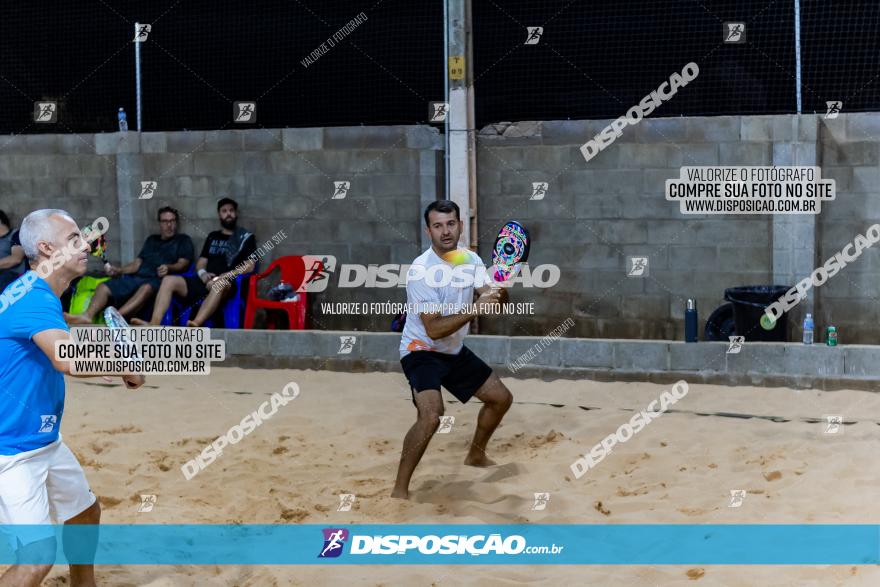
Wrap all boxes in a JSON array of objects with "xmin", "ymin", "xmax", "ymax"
[
  {"xmin": 134, "ymin": 198, "xmax": 256, "ymax": 327},
  {"xmin": 0, "ymin": 210, "xmax": 26, "ymax": 293},
  {"xmin": 66, "ymin": 207, "xmax": 194, "ymax": 324}
]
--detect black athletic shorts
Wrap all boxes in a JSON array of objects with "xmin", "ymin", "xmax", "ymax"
[
  {"xmin": 400, "ymin": 346, "xmax": 493, "ymax": 405},
  {"xmin": 105, "ymin": 275, "xmax": 160, "ymax": 305},
  {"xmin": 182, "ymin": 275, "xmax": 209, "ymax": 307}
]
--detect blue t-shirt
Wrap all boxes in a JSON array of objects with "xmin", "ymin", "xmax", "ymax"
[{"xmin": 0, "ymin": 271, "xmax": 68, "ymax": 455}]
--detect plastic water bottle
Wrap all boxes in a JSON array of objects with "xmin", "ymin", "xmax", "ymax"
[
  {"xmin": 802, "ymin": 313, "xmax": 814, "ymax": 345},
  {"xmin": 118, "ymin": 108, "xmax": 128, "ymax": 132}
]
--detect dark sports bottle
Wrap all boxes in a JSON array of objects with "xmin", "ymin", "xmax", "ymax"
[{"xmin": 685, "ymin": 299, "xmax": 698, "ymax": 342}]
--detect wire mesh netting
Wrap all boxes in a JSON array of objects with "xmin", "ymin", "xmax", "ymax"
[
  {"xmin": 473, "ymin": 0, "xmax": 796, "ymax": 126},
  {"xmin": 0, "ymin": 0, "xmax": 443, "ymax": 133},
  {"xmin": 800, "ymin": 0, "xmax": 880, "ymax": 114},
  {"xmin": 2, "ymin": 1, "xmax": 880, "ymax": 133},
  {"xmin": 473, "ymin": 0, "xmax": 880, "ymax": 126}
]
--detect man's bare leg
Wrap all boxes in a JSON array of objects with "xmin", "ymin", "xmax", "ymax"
[
  {"xmin": 116, "ymin": 283, "xmax": 154, "ymax": 318},
  {"xmin": 186, "ymin": 281, "xmax": 231, "ymax": 327},
  {"xmin": 66, "ymin": 283, "xmax": 111, "ymax": 325},
  {"xmin": 132, "ymin": 276, "xmax": 186, "ymax": 326},
  {"xmin": 64, "ymin": 500, "xmax": 100, "ymax": 587},
  {"xmin": 464, "ymin": 373, "xmax": 512, "ymax": 467},
  {"xmin": 391, "ymin": 389, "xmax": 444, "ymax": 500},
  {"xmin": 0, "ymin": 550, "xmax": 53, "ymax": 587}
]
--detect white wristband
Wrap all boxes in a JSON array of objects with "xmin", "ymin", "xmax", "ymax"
[{"xmin": 197, "ymin": 269, "xmax": 207, "ymax": 278}]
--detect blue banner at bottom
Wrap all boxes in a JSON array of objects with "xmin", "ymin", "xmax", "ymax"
[{"xmin": 0, "ymin": 525, "xmax": 877, "ymax": 565}]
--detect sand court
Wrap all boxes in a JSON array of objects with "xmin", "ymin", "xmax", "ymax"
[{"xmin": 7, "ymin": 367, "xmax": 875, "ymax": 585}]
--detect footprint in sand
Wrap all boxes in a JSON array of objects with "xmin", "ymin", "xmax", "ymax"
[
  {"xmin": 280, "ymin": 508, "xmax": 309, "ymax": 523},
  {"xmin": 173, "ymin": 437, "xmax": 216, "ymax": 447},
  {"xmin": 96, "ymin": 425, "xmax": 142, "ymax": 435},
  {"xmin": 616, "ymin": 485, "xmax": 650, "ymax": 497},
  {"xmin": 623, "ymin": 453, "xmax": 651, "ymax": 474},
  {"xmin": 594, "ymin": 501, "xmax": 611, "ymax": 516},
  {"xmin": 763, "ymin": 470, "xmax": 783, "ymax": 481},
  {"xmin": 678, "ymin": 507, "xmax": 710, "ymax": 516},
  {"xmin": 99, "ymin": 496, "xmax": 124, "ymax": 508},
  {"xmin": 527, "ymin": 430, "xmax": 565, "ymax": 448},
  {"xmin": 77, "ymin": 455, "xmax": 103, "ymax": 470},
  {"xmin": 747, "ymin": 453, "xmax": 784, "ymax": 466},
  {"xmin": 89, "ymin": 440, "xmax": 113, "ymax": 455},
  {"xmin": 147, "ymin": 451, "xmax": 174, "ymax": 472},
  {"xmin": 481, "ymin": 463, "xmax": 525, "ymax": 483},
  {"xmin": 368, "ymin": 439, "xmax": 392, "ymax": 455},
  {"xmin": 686, "ymin": 568, "xmax": 705, "ymax": 580}
]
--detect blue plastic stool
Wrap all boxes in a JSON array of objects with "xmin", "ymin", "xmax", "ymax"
[{"xmin": 162, "ymin": 273, "xmax": 247, "ymax": 328}]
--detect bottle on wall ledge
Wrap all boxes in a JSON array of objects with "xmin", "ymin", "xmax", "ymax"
[
  {"xmin": 802, "ymin": 313, "xmax": 814, "ymax": 345},
  {"xmin": 685, "ymin": 299, "xmax": 698, "ymax": 342}
]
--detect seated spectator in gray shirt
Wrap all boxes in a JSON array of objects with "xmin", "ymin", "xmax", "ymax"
[
  {"xmin": 0, "ymin": 210, "xmax": 26, "ymax": 293},
  {"xmin": 66, "ymin": 207, "xmax": 194, "ymax": 324}
]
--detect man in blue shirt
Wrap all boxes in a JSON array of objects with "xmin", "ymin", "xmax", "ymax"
[{"xmin": 0, "ymin": 209, "xmax": 143, "ymax": 587}]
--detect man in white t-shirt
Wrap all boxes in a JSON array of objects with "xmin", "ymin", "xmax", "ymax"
[{"xmin": 392, "ymin": 200, "xmax": 513, "ymax": 500}]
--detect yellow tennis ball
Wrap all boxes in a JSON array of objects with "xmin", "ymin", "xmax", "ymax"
[
  {"xmin": 442, "ymin": 248, "xmax": 471, "ymax": 266},
  {"xmin": 760, "ymin": 313, "xmax": 775, "ymax": 330}
]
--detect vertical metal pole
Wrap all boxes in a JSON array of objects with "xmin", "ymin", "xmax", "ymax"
[
  {"xmin": 135, "ymin": 22, "xmax": 143, "ymax": 131},
  {"xmin": 447, "ymin": 0, "xmax": 473, "ymax": 248},
  {"xmin": 464, "ymin": 0, "xmax": 477, "ymax": 246},
  {"xmin": 794, "ymin": 0, "xmax": 802, "ymax": 114},
  {"xmin": 443, "ymin": 3, "xmax": 450, "ymax": 200}
]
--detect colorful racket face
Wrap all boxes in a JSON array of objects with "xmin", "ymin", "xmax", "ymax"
[
  {"xmin": 491, "ymin": 221, "xmax": 530, "ymax": 283},
  {"xmin": 83, "ymin": 225, "xmax": 108, "ymax": 262},
  {"xmin": 90, "ymin": 234, "xmax": 107, "ymax": 262}
]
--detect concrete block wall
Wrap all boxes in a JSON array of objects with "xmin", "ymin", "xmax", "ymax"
[
  {"xmin": 816, "ymin": 113, "xmax": 880, "ymax": 344},
  {"xmin": 2, "ymin": 126, "xmax": 443, "ymax": 332},
  {"xmin": 0, "ymin": 134, "xmax": 121, "ymax": 261},
  {"xmin": 4, "ymin": 115, "xmax": 880, "ymax": 344},
  {"xmin": 211, "ymin": 329, "xmax": 880, "ymax": 391},
  {"xmin": 475, "ymin": 115, "xmax": 853, "ymax": 341}
]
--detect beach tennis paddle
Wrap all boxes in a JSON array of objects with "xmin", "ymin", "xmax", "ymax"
[
  {"xmin": 103, "ymin": 306, "xmax": 131, "ymax": 330},
  {"xmin": 490, "ymin": 220, "xmax": 530, "ymax": 284},
  {"xmin": 91, "ymin": 234, "xmax": 108, "ymax": 264},
  {"xmin": 103, "ymin": 307, "xmax": 144, "ymax": 387},
  {"xmin": 82, "ymin": 223, "xmax": 108, "ymax": 263}
]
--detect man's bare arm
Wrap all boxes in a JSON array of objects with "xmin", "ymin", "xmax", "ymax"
[
  {"xmin": 107, "ymin": 257, "xmax": 142, "ymax": 276},
  {"xmin": 420, "ymin": 309, "xmax": 477, "ymax": 340},
  {"xmin": 215, "ymin": 258, "xmax": 255, "ymax": 284},
  {"xmin": 475, "ymin": 284, "xmax": 509, "ymax": 304},
  {"xmin": 33, "ymin": 329, "xmax": 144, "ymax": 387},
  {"xmin": 420, "ymin": 290, "xmax": 502, "ymax": 340},
  {"xmin": 167, "ymin": 256, "xmax": 190, "ymax": 273},
  {"xmin": 118, "ymin": 257, "xmax": 143, "ymax": 275},
  {"xmin": 0, "ymin": 245, "xmax": 24, "ymax": 270}
]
